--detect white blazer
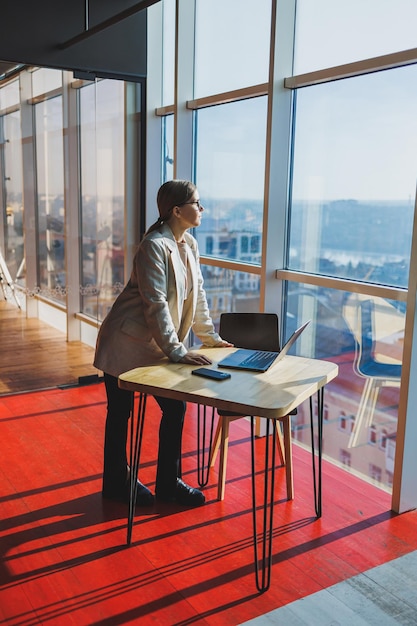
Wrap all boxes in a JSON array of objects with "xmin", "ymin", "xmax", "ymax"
[{"xmin": 94, "ymin": 223, "xmax": 221, "ymax": 378}]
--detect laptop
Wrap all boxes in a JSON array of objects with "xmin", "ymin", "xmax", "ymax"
[{"xmin": 217, "ymin": 319, "xmax": 311, "ymax": 372}]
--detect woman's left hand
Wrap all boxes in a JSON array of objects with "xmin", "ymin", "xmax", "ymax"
[{"xmin": 217, "ymin": 340, "xmax": 234, "ymax": 347}]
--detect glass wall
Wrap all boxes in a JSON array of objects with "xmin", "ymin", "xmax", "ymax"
[
  {"xmin": 294, "ymin": 0, "xmax": 417, "ymax": 74},
  {"xmin": 151, "ymin": 0, "xmax": 417, "ymax": 496},
  {"xmin": 192, "ymin": 96, "xmax": 266, "ymax": 320},
  {"xmin": 1, "ymin": 109, "xmax": 24, "ymax": 285},
  {"xmin": 195, "ymin": 97, "xmax": 267, "ymax": 267},
  {"xmin": 289, "ymin": 66, "xmax": 417, "ymax": 287},
  {"xmin": 0, "ymin": 0, "xmax": 415, "ymax": 501},
  {"xmin": 0, "ymin": 79, "xmax": 20, "ymax": 109},
  {"xmin": 287, "ymin": 2, "xmax": 417, "ymax": 493},
  {"xmin": 34, "ymin": 95, "xmax": 65, "ymax": 302},
  {"xmin": 79, "ymin": 80, "xmax": 125, "ymax": 321},
  {"xmin": 194, "ymin": 0, "xmax": 271, "ymax": 97},
  {"xmin": 0, "ymin": 68, "xmax": 139, "ymax": 325},
  {"xmin": 32, "ymin": 68, "xmax": 62, "ymax": 97},
  {"xmin": 162, "ymin": 0, "xmax": 175, "ymax": 106}
]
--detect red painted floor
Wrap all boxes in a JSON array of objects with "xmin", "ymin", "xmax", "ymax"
[{"xmin": 1, "ymin": 382, "xmax": 417, "ymax": 625}]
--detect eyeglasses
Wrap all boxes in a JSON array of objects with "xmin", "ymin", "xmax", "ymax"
[{"xmin": 179, "ymin": 200, "xmax": 203, "ymax": 210}]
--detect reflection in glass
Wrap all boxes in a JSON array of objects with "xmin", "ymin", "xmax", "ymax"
[
  {"xmin": 294, "ymin": 0, "xmax": 417, "ymax": 74},
  {"xmin": 195, "ymin": 97, "xmax": 267, "ymax": 264},
  {"xmin": 285, "ymin": 281, "xmax": 405, "ymax": 493},
  {"xmin": 79, "ymin": 80, "xmax": 125, "ymax": 321},
  {"xmin": 35, "ymin": 96, "xmax": 65, "ymax": 302},
  {"xmin": 2, "ymin": 110, "xmax": 24, "ymax": 285},
  {"xmin": 289, "ymin": 66, "xmax": 417, "ymax": 288},
  {"xmin": 194, "ymin": 0, "xmax": 271, "ymax": 97}
]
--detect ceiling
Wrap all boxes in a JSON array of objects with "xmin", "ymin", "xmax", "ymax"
[{"xmin": 0, "ymin": 0, "xmax": 159, "ymax": 83}]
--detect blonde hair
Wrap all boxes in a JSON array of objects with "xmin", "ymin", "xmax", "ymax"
[{"xmin": 145, "ymin": 180, "xmax": 197, "ymax": 236}]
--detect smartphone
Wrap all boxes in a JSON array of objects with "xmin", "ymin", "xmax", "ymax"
[{"xmin": 192, "ymin": 367, "xmax": 231, "ymax": 381}]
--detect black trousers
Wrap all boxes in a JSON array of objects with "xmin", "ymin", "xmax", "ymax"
[{"xmin": 102, "ymin": 373, "xmax": 186, "ymax": 497}]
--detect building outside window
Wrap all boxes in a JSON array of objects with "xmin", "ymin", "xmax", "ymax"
[{"xmin": 340, "ymin": 449, "xmax": 351, "ymax": 468}]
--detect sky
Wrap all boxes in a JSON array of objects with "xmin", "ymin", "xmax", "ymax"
[{"xmin": 161, "ymin": 0, "xmax": 417, "ymax": 203}]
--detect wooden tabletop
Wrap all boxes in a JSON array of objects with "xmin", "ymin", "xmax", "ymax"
[{"xmin": 118, "ymin": 347, "xmax": 338, "ymax": 419}]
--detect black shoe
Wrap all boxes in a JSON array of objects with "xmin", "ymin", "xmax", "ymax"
[
  {"xmin": 103, "ymin": 480, "xmax": 154, "ymax": 507},
  {"xmin": 156, "ymin": 478, "xmax": 205, "ymax": 507}
]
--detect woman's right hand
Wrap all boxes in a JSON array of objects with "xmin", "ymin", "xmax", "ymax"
[{"xmin": 179, "ymin": 351, "xmax": 213, "ymax": 365}]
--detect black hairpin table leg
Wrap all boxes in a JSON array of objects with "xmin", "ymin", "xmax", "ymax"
[
  {"xmin": 250, "ymin": 416, "xmax": 277, "ymax": 593},
  {"xmin": 196, "ymin": 404, "xmax": 216, "ymax": 487},
  {"xmin": 127, "ymin": 392, "xmax": 147, "ymax": 545},
  {"xmin": 309, "ymin": 387, "xmax": 324, "ymax": 518}
]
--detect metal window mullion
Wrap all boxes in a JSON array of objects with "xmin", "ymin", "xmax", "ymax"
[
  {"xmin": 174, "ymin": 0, "xmax": 195, "ymax": 181},
  {"xmin": 285, "ymin": 47, "xmax": 417, "ymax": 90}
]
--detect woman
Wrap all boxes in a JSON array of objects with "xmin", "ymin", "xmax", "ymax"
[{"xmin": 94, "ymin": 180, "xmax": 232, "ymax": 508}]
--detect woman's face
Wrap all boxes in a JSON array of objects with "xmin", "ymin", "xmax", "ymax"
[{"xmin": 176, "ymin": 191, "xmax": 204, "ymax": 229}]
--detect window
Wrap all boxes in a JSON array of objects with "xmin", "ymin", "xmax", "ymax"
[
  {"xmin": 294, "ymin": 0, "xmax": 417, "ymax": 74},
  {"xmin": 162, "ymin": 114, "xmax": 174, "ymax": 182},
  {"xmin": 144, "ymin": 0, "xmax": 417, "ymax": 501},
  {"xmin": 340, "ymin": 450, "xmax": 351, "ymax": 468},
  {"xmin": 338, "ymin": 412, "xmax": 354, "ymax": 433},
  {"xmin": 205, "ymin": 236, "xmax": 214, "ymax": 255},
  {"xmin": 250, "ymin": 235, "xmax": 260, "ymax": 254},
  {"xmin": 0, "ymin": 79, "xmax": 20, "ymax": 109},
  {"xmin": 194, "ymin": 0, "xmax": 271, "ymax": 97},
  {"xmin": 1, "ymin": 110, "xmax": 24, "ymax": 285},
  {"xmin": 162, "ymin": 0, "xmax": 175, "ymax": 106},
  {"xmin": 289, "ymin": 66, "xmax": 417, "ymax": 288},
  {"xmin": 380, "ymin": 428, "xmax": 388, "ymax": 451},
  {"xmin": 79, "ymin": 80, "xmax": 125, "ymax": 320},
  {"xmin": 195, "ymin": 97, "xmax": 267, "ymax": 264},
  {"xmin": 35, "ymin": 96, "xmax": 65, "ymax": 301},
  {"xmin": 369, "ymin": 425, "xmax": 378, "ymax": 445},
  {"xmin": 338, "ymin": 412, "xmax": 348, "ymax": 432},
  {"xmin": 32, "ymin": 68, "xmax": 62, "ymax": 97},
  {"xmin": 369, "ymin": 463, "xmax": 382, "ymax": 483}
]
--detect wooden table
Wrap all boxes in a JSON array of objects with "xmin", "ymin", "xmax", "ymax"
[{"xmin": 119, "ymin": 347, "xmax": 338, "ymax": 592}]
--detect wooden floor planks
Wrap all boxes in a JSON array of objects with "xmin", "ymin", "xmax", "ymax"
[{"xmin": 0, "ymin": 300, "xmax": 97, "ymax": 395}]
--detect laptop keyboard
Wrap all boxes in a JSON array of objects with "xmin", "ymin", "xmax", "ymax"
[{"xmin": 239, "ymin": 350, "xmax": 278, "ymax": 368}]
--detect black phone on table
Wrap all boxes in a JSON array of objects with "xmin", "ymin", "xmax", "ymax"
[{"xmin": 192, "ymin": 368, "xmax": 231, "ymax": 381}]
